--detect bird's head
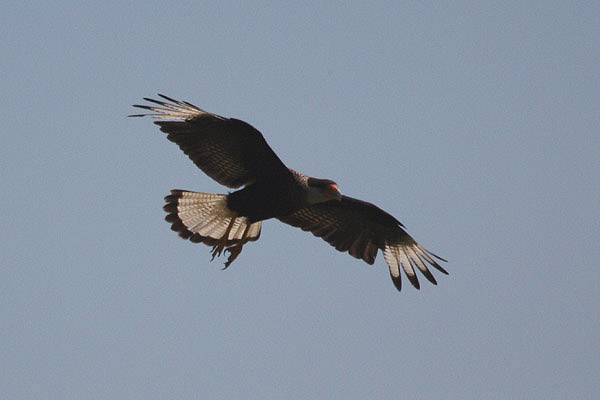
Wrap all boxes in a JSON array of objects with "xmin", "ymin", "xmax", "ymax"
[{"xmin": 306, "ymin": 178, "xmax": 342, "ymax": 205}]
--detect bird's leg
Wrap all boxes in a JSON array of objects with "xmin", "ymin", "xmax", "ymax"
[
  {"xmin": 223, "ymin": 244, "xmax": 243, "ymax": 269},
  {"xmin": 210, "ymin": 215, "xmax": 237, "ymax": 261},
  {"xmin": 222, "ymin": 223, "xmax": 252, "ymax": 269}
]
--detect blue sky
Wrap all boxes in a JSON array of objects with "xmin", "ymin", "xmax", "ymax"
[{"xmin": 2, "ymin": 1, "xmax": 598, "ymax": 399}]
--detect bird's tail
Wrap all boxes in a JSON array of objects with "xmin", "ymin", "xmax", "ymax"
[{"xmin": 163, "ymin": 190, "xmax": 262, "ymax": 267}]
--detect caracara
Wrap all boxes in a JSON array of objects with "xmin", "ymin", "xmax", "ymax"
[{"xmin": 131, "ymin": 95, "xmax": 447, "ymax": 291}]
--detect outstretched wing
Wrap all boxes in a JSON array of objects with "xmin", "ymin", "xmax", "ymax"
[
  {"xmin": 278, "ymin": 196, "xmax": 448, "ymax": 291},
  {"xmin": 131, "ymin": 94, "xmax": 290, "ymax": 188}
]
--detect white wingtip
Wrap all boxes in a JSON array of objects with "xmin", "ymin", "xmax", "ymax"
[{"xmin": 130, "ymin": 95, "xmax": 219, "ymax": 121}]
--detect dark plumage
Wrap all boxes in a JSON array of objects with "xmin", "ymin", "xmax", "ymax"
[{"xmin": 131, "ymin": 94, "xmax": 447, "ymax": 291}]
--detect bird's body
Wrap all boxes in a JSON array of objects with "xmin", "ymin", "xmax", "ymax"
[
  {"xmin": 227, "ymin": 170, "xmax": 312, "ymax": 222},
  {"xmin": 131, "ymin": 94, "xmax": 447, "ymax": 291}
]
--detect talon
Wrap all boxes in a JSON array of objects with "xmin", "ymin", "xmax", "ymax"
[
  {"xmin": 210, "ymin": 243, "xmax": 225, "ymax": 260},
  {"xmin": 210, "ymin": 215, "xmax": 238, "ymax": 261},
  {"xmin": 221, "ymin": 221, "xmax": 252, "ymax": 269},
  {"xmin": 223, "ymin": 244, "xmax": 244, "ymax": 269}
]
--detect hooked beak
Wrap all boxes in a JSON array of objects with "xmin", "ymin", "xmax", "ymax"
[{"xmin": 326, "ymin": 183, "xmax": 342, "ymax": 201}]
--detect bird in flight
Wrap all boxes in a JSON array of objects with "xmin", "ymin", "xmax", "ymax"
[{"xmin": 131, "ymin": 94, "xmax": 447, "ymax": 291}]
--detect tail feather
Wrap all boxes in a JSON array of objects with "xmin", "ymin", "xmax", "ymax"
[{"xmin": 163, "ymin": 190, "xmax": 261, "ymax": 263}]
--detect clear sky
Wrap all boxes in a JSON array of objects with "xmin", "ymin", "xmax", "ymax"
[{"xmin": 2, "ymin": 1, "xmax": 598, "ymax": 399}]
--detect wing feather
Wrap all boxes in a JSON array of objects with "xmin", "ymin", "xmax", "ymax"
[
  {"xmin": 278, "ymin": 195, "xmax": 447, "ymax": 291},
  {"xmin": 131, "ymin": 95, "xmax": 290, "ymax": 188}
]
